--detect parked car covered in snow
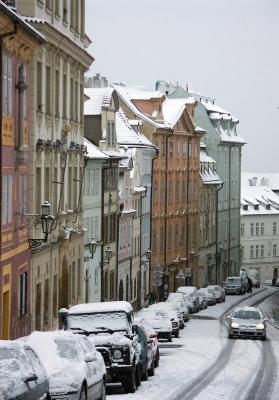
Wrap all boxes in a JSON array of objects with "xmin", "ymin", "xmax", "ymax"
[
  {"xmin": 207, "ymin": 285, "xmax": 225, "ymax": 302},
  {"xmin": 198, "ymin": 287, "xmax": 216, "ymax": 306},
  {"xmin": 149, "ymin": 303, "xmax": 180, "ymax": 338},
  {"xmin": 0, "ymin": 340, "xmax": 50, "ymax": 400},
  {"xmin": 166, "ymin": 293, "xmax": 190, "ymax": 321},
  {"xmin": 24, "ymin": 331, "xmax": 106, "ymax": 400},
  {"xmin": 137, "ymin": 309, "xmax": 172, "ymax": 342},
  {"xmin": 133, "ymin": 322, "xmax": 156, "ymax": 380},
  {"xmin": 62, "ymin": 301, "xmax": 141, "ymax": 393},
  {"xmin": 176, "ymin": 286, "xmax": 199, "ymax": 312},
  {"xmin": 197, "ymin": 289, "xmax": 208, "ymax": 309}
]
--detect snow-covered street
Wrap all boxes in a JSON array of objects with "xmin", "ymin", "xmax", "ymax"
[{"xmin": 108, "ymin": 287, "xmax": 279, "ymax": 400}]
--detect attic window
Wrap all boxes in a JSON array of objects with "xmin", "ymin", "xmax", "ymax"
[
  {"xmin": 243, "ymin": 205, "xmax": 248, "ymax": 211},
  {"xmin": 266, "ymin": 204, "xmax": 271, "ymax": 210},
  {"xmin": 254, "ymin": 204, "xmax": 259, "ymax": 210}
]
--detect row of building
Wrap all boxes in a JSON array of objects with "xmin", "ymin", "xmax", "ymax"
[{"xmin": 0, "ymin": 0, "xmax": 246, "ymax": 340}]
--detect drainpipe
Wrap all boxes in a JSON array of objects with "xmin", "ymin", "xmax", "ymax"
[
  {"xmin": 215, "ymin": 181, "xmax": 224, "ymax": 284},
  {"xmin": 100, "ymin": 165, "xmax": 105, "ymax": 302},
  {"xmin": 149, "ymin": 147, "xmax": 159, "ymax": 294},
  {"xmin": 185, "ymin": 137, "xmax": 191, "ymax": 285},
  {"xmin": 164, "ymin": 130, "xmax": 173, "ymax": 298}
]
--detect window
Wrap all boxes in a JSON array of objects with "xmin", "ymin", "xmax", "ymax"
[
  {"xmin": 110, "ymin": 271, "xmax": 115, "ymax": 300},
  {"xmin": 104, "ymin": 271, "xmax": 108, "ymax": 299},
  {"xmin": 182, "ymin": 142, "xmax": 187, "ymax": 158},
  {"xmin": 70, "ymin": 77, "xmax": 74, "ymax": 120},
  {"xmin": 240, "ymin": 223, "xmax": 244, "ymax": 236},
  {"xmin": 44, "ymin": 279, "xmax": 49, "ymax": 325},
  {"xmin": 70, "ymin": 0, "xmax": 75, "ymax": 28},
  {"xmin": 175, "ymin": 178, "xmax": 180, "ymax": 202},
  {"xmin": 63, "ymin": 0, "xmax": 68, "ymax": 23},
  {"xmin": 107, "ymin": 122, "xmax": 111, "ymax": 146},
  {"xmin": 68, "ymin": 167, "xmax": 72, "ymax": 208},
  {"xmin": 75, "ymin": 0, "xmax": 80, "ymax": 32},
  {"xmin": 273, "ymin": 244, "xmax": 277, "ymax": 257},
  {"xmin": 169, "ymin": 142, "xmax": 174, "ymax": 157},
  {"xmin": 80, "ymin": 83, "xmax": 84, "ymax": 123},
  {"xmin": 160, "ymin": 227, "xmax": 164, "ymax": 252},
  {"xmin": 162, "ymin": 141, "xmax": 166, "ymax": 157},
  {"xmin": 80, "ymin": 0, "xmax": 85, "ymax": 35},
  {"xmin": 85, "ymin": 169, "xmax": 90, "ymax": 196},
  {"xmin": 19, "ymin": 272, "xmax": 27, "ymax": 317},
  {"xmin": 45, "ymin": 0, "xmax": 52, "ymax": 9},
  {"xmin": 74, "ymin": 80, "xmax": 78, "ymax": 121},
  {"xmin": 45, "ymin": 167, "xmax": 50, "ymax": 203},
  {"xmin": 255, "ymin": 223, "xmax": 259, "ymax": 236},
  {"xmin": 189, "ymin": 142, "xmax": 192, "ymax": 157},
  {"xmin": 36, "ymin": 168, "xmax": 41, "ymax": 213},
  {"xmin": 273, "ymin": 222, "xmax": 277, "ymax": 235},
  {"xmin": 19, "ymin": 175, "xmax": 27, "ymax": 215},
  {"xmin": 111, "ymin": 122, "xmax": 115, "ymax": 145},
  {"xmin": 55, "ymin": 0, "xmax": 60, "ymax": 15},
  {"xmin": 261, "ymin": 223, "xmax": 264, "ymax": 235},
  {"xmin": 168, "ymin": 227, "xmax": 172, "ymax": 251},
  {"xmin": 2, "ymin": 175, "xmax": 12, "ymax": 225},
  {"xmin": 45, "ymin": 66, "xmax": 51, "ymax": 114},
  {"xmin": 37, "ymin": 61, "xmax": 42, "ymax": 111},
  {"xmin": 250, "ymin": 223, "xmax": 254, "ymax": 236},
  {"xmin": 250, "ymin": 245, "xmax": 254, "ymax": 259},
  {"xmin": 255, "ymin": 245, "xmax": 259, "ymax": 258},
  {"xmin": 260, "ymin": 245, "xmax": 264, "ymax": 257},
  {"xmin": 2, "ymin": 54, "xmax": 12, "ymax": 115},
  {"xmin": 55, "ymin": 70, "xmax": 60, "ymax": 117},
  {"xmin": 63, "ymin": 73, "xmax": 67, "ymax": 118},
  {"xmin": 176, "ymin": 141, "xmax": 180, "ymax": 158},
  {"xmin": 175, "ymin": 224, "xmax": 179, "ymax": 247}
]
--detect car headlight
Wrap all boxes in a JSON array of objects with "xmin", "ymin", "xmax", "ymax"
[
  {"xmin": 113, "ymin": 349, "xmax": 122, "ymax": 360},
  {"xmin": 256, "ymin": 323, "xmax": 265, "ymax": 330},
  {"xmin": 231, "ymin": 322, "xmax": 239, "ymax": 329}
]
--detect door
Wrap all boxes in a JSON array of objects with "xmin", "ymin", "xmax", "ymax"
[
  {"xmin": 2, "ymin": 290, "xmax": 10, "ymax": 339},
  {"xmin": 25, "ymin": 347, "xmax": 48, "ymax": 399}
]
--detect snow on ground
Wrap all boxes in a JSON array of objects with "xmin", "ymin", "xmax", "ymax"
[{"xmin": 108, "ymin": 287, "xmax": 275, "ymax": 400}]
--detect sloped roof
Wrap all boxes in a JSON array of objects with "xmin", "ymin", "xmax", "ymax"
[
  {"xmin": 116, "ymin": 108, "xmax": 154, "ymax": 147},
  {"xmin": 84, "ymin": 87, "xmax": 115, "ymax": 116},
  {"xmin": 162, "ymin": 98, "xmax": 188, "ymax": 128},
  {"xmin": 84, "ymin": 138, "xmax": 108, "ymax": 160},
  {"xmin": 241, "ymin": 185, "xmax": 279, "ymax": 215},
  {"xmin": 0, "ymin": 2, "xmax": 46, "ymax": 43}
]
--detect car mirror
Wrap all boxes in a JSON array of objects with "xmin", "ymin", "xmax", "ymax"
[
  {"xmin": 84, "ymin": 352, "xmax": 97, "ymax": 363},
  {"xmin": 24, "ymin": 373, "xmax": 38, "ymax": 383},
  {"xmin": 132, "ymin": 325, "xmax": 139, "ymax": 335}
]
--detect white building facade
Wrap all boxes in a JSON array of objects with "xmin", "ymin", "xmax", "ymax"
[
  {"xmin": 241, "ymin": 175, "xmax": 279, "ymax": 283},
  {"xmin": 17, "ymin": 0, "xmax": 93, "ymax": 330},
  {"xmin": 83, "ymin": 139, "xmax": 108, "ymax": 302}
]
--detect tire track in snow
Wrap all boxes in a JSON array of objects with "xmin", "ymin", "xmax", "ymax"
[{"xmin": 173, "ymin": 289, "xmax": 276, "ymax": 400}]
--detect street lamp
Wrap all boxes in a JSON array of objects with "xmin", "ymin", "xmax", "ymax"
[
  {"xmin": 145, "ymin": 249, "xmax": 152, "ymax": 261},
  {"xmin": 88, "ymin": 237, "xmax": 98, "ymax": 258},
  {"xmin": 28, "ymin": 201, "xmax": 55, "ymax": 248}
]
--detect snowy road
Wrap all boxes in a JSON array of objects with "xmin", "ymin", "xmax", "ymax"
[{"xmin": 107, "ymin": 287, "xmax": 279, "ymax": 400}]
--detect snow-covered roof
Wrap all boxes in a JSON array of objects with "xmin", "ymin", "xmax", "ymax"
[
  {"xmin": 116, "ymin": 108, "xmax": 154, "ymax": 147},
  {"xmin": 127, "ymin": 88, "xmax": 165, "ymax": 101},
  {"xmin": 219, "ymin": 124, "xmax": 246, "ymax": 145},
  {"xmin": 68, "ymin": 301, "xmax": 133, "ymax": 314},
  {"xmin": 242, "ymin": 172, "xmax": 279, "ymax": 192},
  {"xmin": 201, "ymin": 99, "xmax": 229, "ymax": 114},
  {"xmin": 133, "ymin": 186, "xmax": 147, "ymax": 193},
  {"xmin": 84, "ymin": 138, "xmax": 109, "ymax": 160},
  {"xmin": 84, "ymin": 87, "xmax": 115, "ymax": 115},
  {"xmin": 162, "ymin": 98, "xmax": 188, "ymax": 127},
  {"xmin": 200, "ymin": 149, "xmax": 215, "ymax": 163},
  {"xmin": 241, "ymin": 185, "xmax": 279, "ymax": 216},
  {"xmin": 0, "ymin": 5, "xmax": 46, "ymax": 43},
  {"xmin": 115, "ymin": 85, "xmax": 169, "ymax": 129}
]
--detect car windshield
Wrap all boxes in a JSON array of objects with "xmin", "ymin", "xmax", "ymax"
[
  {"xmin": 68, "ymin": 312, "xmax": 129, "ymax": 332},
  {"xmin": 140, "ymin": 311, "xmax": 168, "ymax": 320},
  {"xmin": 55, "ymin": 338, "xmax": 81, "ymax": 361},
  {"xmin": 0, "ymin": 347, "xmax": 23, "ymax": 373},
  {"xmin": 232, "ymin": 310, "xmax": 261, "ymax": 320},
  {"xmin": 226, "ymin": 278, "xmax": 241, "ymax": 284}
]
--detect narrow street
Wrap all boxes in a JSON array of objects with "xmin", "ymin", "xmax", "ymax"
[{"xmin": 108, "ymin": 287, "xmax": 279, "ymax": 400}]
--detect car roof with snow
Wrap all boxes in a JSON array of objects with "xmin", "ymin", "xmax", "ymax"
[{"xmin": 68, "ymin": 301, "xmax": 133, "ymax": 315}]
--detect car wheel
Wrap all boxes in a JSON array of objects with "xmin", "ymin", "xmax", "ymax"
[
  {"xmin": 79, "ymin": 385, "xmax": 87, "ymax": 400},
  {"xmin": 136, "ymin": 364, "xmax": 141, "ymax": 387},
  {"xmin": 142, "ymin": 362, "xmax": 148, "ymax": 381},
  {"xmin": 228, "ymin": 334, "xmax": 233, "ymax": 339},
  {"xmin": 261, "ymin": 335, "xmax": 266, "ymax": 341},
  {"xmin": 124, "ymin": 368, "xmax": 137, "ymax": 393},
  {"xmin": 174, "ymin": 330, "xmax": 179, "ymax": 339},
  {"xmin": 99, "ymin": 381, "xmax": 106, "ymax": 400},
  {"xmin": 180, "ymin": 324, "xmax": 184, "ymax": 330},
  {"xmin": 154, "ymin": 349, "xmax": 160, "ymax": 368},
  {"xmin": 168, "ymin": 334, "xmax": 172, "ymax": 342},
  {"xmin": 148, "ymin": 360, "xmax": 155, "ymax": 377}
]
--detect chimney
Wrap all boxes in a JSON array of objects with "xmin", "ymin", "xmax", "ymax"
[{"xmin": 252, "ymin": 177, "xmax": 257, "ymax": 186}]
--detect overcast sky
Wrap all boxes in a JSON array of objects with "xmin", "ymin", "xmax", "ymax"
[{"xmin": 85, "ymin": 0, "xmax": 279, "ymax": 172}]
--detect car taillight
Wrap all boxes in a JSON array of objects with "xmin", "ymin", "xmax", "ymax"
[{"xmin": 150, "ymin": 333, "xmax": 157, "ymax": 339}]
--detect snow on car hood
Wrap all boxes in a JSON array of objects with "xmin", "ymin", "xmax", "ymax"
[{"xmin": 88, "ymin": 332, "xmax": 132, "ymax": 347}]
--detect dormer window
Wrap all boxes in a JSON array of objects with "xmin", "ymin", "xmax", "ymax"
[
  {"xmin": 254, "ymin": 204, "xmax": 259, "ymax": 210},
  {"xmin": 266, "ymin": 204, "xmax": 271, "ymax": 210},
  {"xmin": 243, "ymin": 205, "xmax": 248, "ymax": 211}
]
